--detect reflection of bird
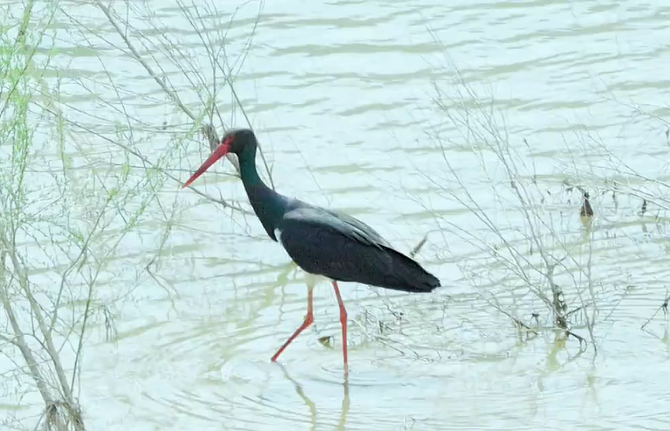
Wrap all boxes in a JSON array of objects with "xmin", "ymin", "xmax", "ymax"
[
  {"xmin": 579, "ymin": 191, "xmax": 594, "ymax": 227},
  {"xmin": 182, "ymin": 128, "xmax": 440, "ymax": 373}
]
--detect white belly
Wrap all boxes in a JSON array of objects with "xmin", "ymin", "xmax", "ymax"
[{"xmin": 304, "ymin": 271, "xmax": 331, "ymax": 288}]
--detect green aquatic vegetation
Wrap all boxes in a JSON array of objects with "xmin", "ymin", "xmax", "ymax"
[{"xmin": 1, "ymin": 0, "xmax": 267, "ymax": 429}]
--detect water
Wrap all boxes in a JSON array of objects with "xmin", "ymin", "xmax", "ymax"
[{"xmin": 1, "ymin": 0, "xmax": 669, "ymax": 429}]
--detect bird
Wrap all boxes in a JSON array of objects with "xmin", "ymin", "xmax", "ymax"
[{"xmin": 181, "ymin": 128, "xmax": 440, "ymax": 374}]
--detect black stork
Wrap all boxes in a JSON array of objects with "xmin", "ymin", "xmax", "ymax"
[{"xmin": 182, "ymin": 128, "xmax": 440, "ymax": 373}]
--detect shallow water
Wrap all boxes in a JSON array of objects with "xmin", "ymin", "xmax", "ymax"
[{"xmin": 1, "ymin": 0, "xmax": 670, "ymax": 430}]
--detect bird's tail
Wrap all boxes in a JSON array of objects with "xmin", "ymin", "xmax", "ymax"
[{"xmin": 381, "ymin": 246, "xmax": 440, "ymax": 293}]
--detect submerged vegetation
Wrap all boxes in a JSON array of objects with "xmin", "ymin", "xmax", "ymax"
[{"xmin": 1, "ymin": 1, "xmax": 669, "ymax": 430}]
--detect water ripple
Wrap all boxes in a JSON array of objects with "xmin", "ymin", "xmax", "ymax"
[{"xmin": 7, "ymin": 0, "xmax": 670, "ymax": 429}]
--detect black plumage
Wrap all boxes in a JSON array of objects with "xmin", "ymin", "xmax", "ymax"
[
  {"xmin": 277, "ymin": 205, "xmax": 439, "ymax": 293},
  {"xmin": 182, "ymin": 127, "xmax": 440, "ymax": 372}
]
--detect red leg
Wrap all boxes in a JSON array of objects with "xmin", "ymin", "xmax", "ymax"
[
  {"xmin": 271, "ymin": 287, "xmax": 314, "ymax": 362},
  {"xmin": 332, "ymin": 281, "xmax": 349, "ymax": 374}
]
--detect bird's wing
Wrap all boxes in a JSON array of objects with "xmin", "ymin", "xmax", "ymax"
[
  {"xmin": 275, "ymin": 205, "xmax": 438, "ymax": 292},
  {"xmin": 282, "ymin": 205, "xmax": 391, "ymax": 249},
  {"xmin": 275, "ymin": 206, "xmax": 390, "ymax": 283}
]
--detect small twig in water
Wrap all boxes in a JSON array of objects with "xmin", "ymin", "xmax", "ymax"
[
  {"xmin": 409, "ymin": 233, "xmax": 428, "ymax": 259},
  {"xmin": 641, "ymin": 289, "xmax": 670, "ymax": 330}
]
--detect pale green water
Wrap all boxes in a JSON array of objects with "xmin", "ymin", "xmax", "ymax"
[{"xmin": 1, "ymin": 1, "xmax": 670, "ymax": 430}]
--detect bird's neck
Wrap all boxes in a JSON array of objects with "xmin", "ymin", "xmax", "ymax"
[{"xmin": 239, "ymin": 153, "xmax": 287, "ymax": 241}]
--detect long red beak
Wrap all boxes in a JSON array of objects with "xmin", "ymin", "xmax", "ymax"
[{"xmin": 181, "ymin": 136, "xmax": 233, "ymax": 189}]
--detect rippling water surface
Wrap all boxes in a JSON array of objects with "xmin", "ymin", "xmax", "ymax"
[{"xmin": 2, "ymin": 0, "xmax": 670, "ymax": 430}]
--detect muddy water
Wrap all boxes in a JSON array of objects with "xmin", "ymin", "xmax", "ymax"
[{"xmin": 2, "ymin": 0, "xmax": 670, "ymax": 430}]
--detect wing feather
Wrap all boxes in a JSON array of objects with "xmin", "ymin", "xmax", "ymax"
[
  {"xmin": 282, "ymin": 206, "xmax": 390, "ymax": 248},
  {"xmin": 276, "ymin": 205, "xmax": 438, "ymax": 292}
]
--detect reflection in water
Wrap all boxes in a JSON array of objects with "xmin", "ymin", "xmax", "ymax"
[
  {"xmin": 279, "ymin": 363, "xmax": 318, "ymax": 431},
  {"xmin": 543, "ymin": 333, "xmax": 585, "ymax": 373},
  {"xmin": 338, "ymin": 377, "xmax": 350, "ymax": 431},
  {"xmin": 277, "ymin": 363, "xmax": 350, "ymax": 431},
  {"xmin": 273, "ymin": 261, "xmax": 301, "ymax": 290}
]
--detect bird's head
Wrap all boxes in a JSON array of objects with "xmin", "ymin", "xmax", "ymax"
[{"xmin": 181, "ymin": 128, "xmax": 257, "ymax": 189}]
